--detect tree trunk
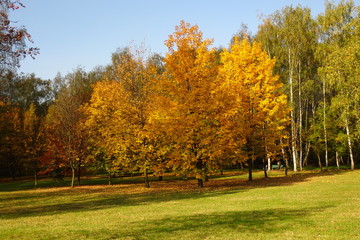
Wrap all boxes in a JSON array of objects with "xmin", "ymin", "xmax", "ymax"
[
  {"xmin": 345, "ymin": 118, "xmax": 355, "ymax": 170},
  {"xmin": 263, "ymin": 161, "xmax": 268, "ymax": 178},
  {"xmin": 71, "ymin": 167, "xmax": 75, "ymax": 188},
  {"xmin": 248, "ymin": 158, "xmax": 253, "ymax": 181},
  {"xmin": 144, "ymin": 169, "xmax": 150, "ymax": 188},
  {"xmin": 316, "ymin": 152, "xmax": 322, "ymax": 172},
  {"xmin": 197, "ymin": 178, "xmax": 204, "ymax": 188},
  {"xmin": 77, "ymin": 165, "xmax": 81, "ymax": 186},
  {"xmin": 34, "ymin": 174, "xmax": 38, "ymax": 188},
  {"xmin": 302, "ymin": 141, "xmax": 310, "ymax": 167},
  {"xmin": 158, "ymin": 175, "xmax": 163, "ymax": 181},
  {"xmin": 323, "ymin": 79, "xmax": 329, "ymax": 170},
  {"xmin": 108, "ymin": 173, "xmax": 112, "ymax": 185},
  {"xmin": 280, "ymin": 138, "xmax": 289, "ymax": 176},
  {"xmin": 340, "ymin": 155, "xmax": 344, "ymax": 165},
  {"xmin": 289, "ymin": 49, "xmax": 298, "ymax": 172},
  {"xmin": 336, "ymin": 151, "xmax": 340, "ymax": 170},
  {"xmin": 298, "ymin": 61, "xmax": 303, "ymax": 172},
  {"xmin": 196, "ymin": 158, "xmax": 204, "ymax": 187}
]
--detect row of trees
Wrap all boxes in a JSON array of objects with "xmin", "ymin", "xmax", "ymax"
[
  {"xmin": 1, "ymin": 1, "xmax": 359, "ymax": 188},
  {"xmin": 255, "ymin": 0, "xmax": 360, "ymax": 171}
]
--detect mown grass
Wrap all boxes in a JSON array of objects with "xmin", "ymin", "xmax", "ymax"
[{"xmin": 0, "ymin": 169, "xmax": 359, "ymax": 240}]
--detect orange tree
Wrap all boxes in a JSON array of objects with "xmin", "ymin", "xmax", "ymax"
[
  {"xmin": 151, "ymin": 21, "xmax": 219, "ymax": 187},
  {"xmin": 217, "ymin": 37, "xmax": 289, "ymax": 181},
  {"xmin": 84, "ymin": 48, "xmax": 162, "ymax": 187}
]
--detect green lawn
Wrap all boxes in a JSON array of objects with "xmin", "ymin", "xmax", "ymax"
[{"xmin": 1, "ymin": 170, "xmax": 359, "ymax": 240}]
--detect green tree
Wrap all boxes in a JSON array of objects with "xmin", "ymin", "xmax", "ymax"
[
  {"xmin": 256, "ymin": 5, "xmax": 318, "ymax": 171},
  {"xmin": 316, "ymin": 0, "xmax": 358, "ymax": 170}
]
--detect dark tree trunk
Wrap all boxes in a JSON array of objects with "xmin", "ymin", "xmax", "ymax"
[
  {"xmin": 71, "ymin": 167, "xmax": 75, "ymax": 188},
  {"xmin": 248, "ymin": 158, "xmax": 253, "ymax": 181},
  {"xmin": 158, "ymin": 175, "xmax": 163, "ymax": 181},
  {"xmin": 34, "ymin": 174, "xmax": 38, "ymax": 188},
  {"xmin": 196, "ymin": 159, "xmax": 204, "ymax": 188},
  {"xmin": 108, "ymin": 173, "xmax": 112, "ymax": 185},
  {"xmin": 197, "ymin": 178, "xmax": 204, "ymax": 188},
  {"xmin": 144, "ymin": 169, "xmax": 150, "ymax": 188},
  {"xmin": 263, "ymin": 162, "xmax": 268, "ymax": 178},
  {"xmin": 317, "ymin": 152, "xmax": 323, "ymax": 172},
  {"xmin": 77, "ymin": 166, "xmax": 81, "ymax": 186}
]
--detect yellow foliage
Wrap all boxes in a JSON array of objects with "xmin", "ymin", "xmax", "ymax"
[{"xmin": 217, "ymin": 37, "xmax": 289, "ymax": 159}]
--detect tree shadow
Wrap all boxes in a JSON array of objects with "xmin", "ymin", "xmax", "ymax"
[
  {"xmin": 91, "ymin": 205, "xmax": 335, "ymax": 239},
  {"xmin": 206, "ymin": 169, "xmax": 349, "ymax": 190},
  {"xmin": 0, "ymin": 170, "xmax": 348, "ymax": 220}
]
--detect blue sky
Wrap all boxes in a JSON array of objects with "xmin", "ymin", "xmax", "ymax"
[{"xmin": 11, "ymin": 0, "xmax": 359, "ymax": 80}]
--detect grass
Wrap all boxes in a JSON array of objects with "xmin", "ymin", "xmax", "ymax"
[{"xmin": 1, "ymin": 169, "xmax": 360, "ymax": 240}]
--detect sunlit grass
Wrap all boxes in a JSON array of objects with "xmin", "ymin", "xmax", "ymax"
[{"xmin": 1, "ymin": 169, "xmax": 360, "ymax": 239}]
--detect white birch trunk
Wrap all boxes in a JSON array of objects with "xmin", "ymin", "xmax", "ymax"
[
  {"xmin": 323, "ymin": 79, "xmax": 329, "ymax": 169},
  {"xmin": 345, "ymin": 118, "xmax": 355, "ymax": 170},
  {"xmin": 289, "ymin": 49, "xmax": 297, "ymax": 172}
]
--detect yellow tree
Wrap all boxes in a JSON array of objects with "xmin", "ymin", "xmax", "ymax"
[
  {"xmin": 84, "ymin": 79, "xmax": 135, "ymax": 184},
  {"xmin": 23, "ymin": 103, "xmax": 45, "ymax": 187},
  {"xmin": 153, "ymin": 21, "xmax": 219, "ymax": 187},
  {"xmin": 84, "ymin": 48, "xmax": 162, "ymax": 187},
  {"xmin": 218, "ymin": 37, "xmax": 289, "ymax": 180}
]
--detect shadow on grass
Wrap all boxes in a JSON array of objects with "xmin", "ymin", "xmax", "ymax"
[
  {"xmin": 0, "ymin": 169, "xmax": 349, "ymax": 192},
  {"xmin": 0, "ymin": 170, "xmax": 349, "ymax": 220},
  {"xmin": 93, "ymin": 206, "xmax": 335, "ymax": 239}
]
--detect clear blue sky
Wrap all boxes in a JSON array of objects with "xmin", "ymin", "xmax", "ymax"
[{"xmin": 11, "ymin": 0, "xmax": 359, "ymax": 80}]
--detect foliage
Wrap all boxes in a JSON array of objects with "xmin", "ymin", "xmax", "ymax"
[
  {"xmin": 0, "ymin": 0, "xmax": 39, "ymax": 69},
  {"xmin": 2, "ymin": 1, "xmax": 360, "ymax": 187},
  {"xmin": 218, "ymin": 37, "xmax": 289, "ymax": 179}
]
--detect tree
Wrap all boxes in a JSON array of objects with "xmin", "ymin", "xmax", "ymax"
[
  {"xmin": 316, "ymin": 0, "xmax": 358, "ymax": 170},
  {"xmin": 152, "ymin": 21, "xmax": 220, "ymax": 187},
  {"xmin": 0, "ymin": 100, "xmax": 23, "ymax": 178},
  {"xmin": 84, "ymin": 47, "xmax": 162, "ymax": 187},
  {"xmin": 23, "ymin": 103, "xmax": 45, "ymax": 187},
  {"xmin": 0, "ymin": 72, "xmax": 50, "ymax": 179},
  {"xmin": 256, "ymin": 5, "xmax": 318, "ymax": 171},
  {"xmin": 0, "ymin": 0, "xmax": 39, "ymax": 69},
  {"xmin": 320, "ymin": 36, "xmax": 360, "ymax": 170},
  {"xmin": 217, "ymin": 37, "xmax": 289, "ymax": 181},
  {"xmin": 45, "ymin": 90, "xmax": 89, "ymax": 187}
]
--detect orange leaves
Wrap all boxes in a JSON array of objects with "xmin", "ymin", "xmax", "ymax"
[
  {"xmin": 81, "ymin": 21, "xmax": 289, "ymax": 186},
  {"xmin": 217, "ymin": 36, "xmax": 289, "ymax": 159}
]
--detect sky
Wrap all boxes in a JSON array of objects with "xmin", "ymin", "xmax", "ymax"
[{"xmin": 10, "ymin": 0, "xmax": 359, "ymax": 80}]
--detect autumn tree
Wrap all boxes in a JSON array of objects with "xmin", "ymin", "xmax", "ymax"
[
  {"xmin": 84, "ymin": 47, "xmax": 162, "ymax": 187},
  {"xmin": 43, "ymin": 67, "xmax": 103, "ymax": 187},
  {"xmin": 0, "ymin": 72, "xmax": 50, "ymax": 179},
  {"xmin": 45, "ymin": 90, "xmax": 88, "ymax": 187},
  {"xmin": 217, "ymin": 37, "xmax": 289, "ymax": 181},
  {"xmin": 0, "ymin": 0, "xmax": 39, "ymax": 69},
  {"xmin": 0, "ymin": 100, "xmax": 23, "ymax": 178},
  {"xmin": 150, "ymin": 21, "xmax": 220, "ymax": 187},
  {"xmin": 23, "ymin": 103, "xmax": 45, "ymax": 186}
]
